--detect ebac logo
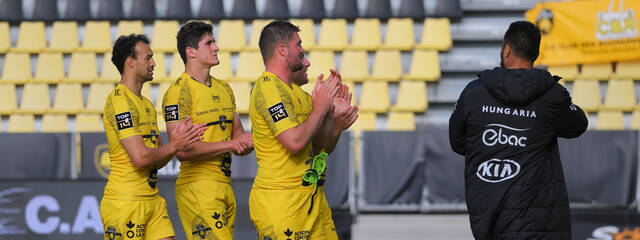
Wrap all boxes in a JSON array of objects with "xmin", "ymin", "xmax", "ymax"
[
  {"xmin": 476, "ymin": 159, "xmax": 520, "ymax": 183},
  {"xmin": 94, "ymin": 144, "xmax": 110, "ymax": 179},
  {"xmin": 482, "ymin": 124, "xmax": 528, "ymax": 147}
]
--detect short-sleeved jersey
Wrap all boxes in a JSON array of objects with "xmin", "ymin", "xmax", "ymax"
[
  {"xmin": 249, "ymin": 71, "xmax": 315, "ymax": 189},
  {"xmin": 162, "ymin": 73, "xmax": 236, "ymax": 185},
  {"xmin": 103, "ymin": 83, "xmax": 160, "ymax": 200}
]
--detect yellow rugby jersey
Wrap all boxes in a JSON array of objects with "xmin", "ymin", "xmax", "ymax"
[
  {"xmin": 249, "ymin": 71, "xmax": 316, "ymax": 189},
  {"xmin": 162, "ymin": 73, "xmax": 236, "ymax": 185},
  {"xmin": 103, "ymin": 83, "xmax": 160, "ymax": 200}
]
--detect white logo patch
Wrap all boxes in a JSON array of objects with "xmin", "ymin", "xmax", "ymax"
[
  {"xmin": 482, "ymin": 124, "xmax": 528, "ymax": 147},
  {"xmin": 476, "ymin": 159, "xmax": 521, "ymax": 183}
]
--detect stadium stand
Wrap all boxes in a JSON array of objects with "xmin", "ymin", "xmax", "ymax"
[
  {"xmin": 217, "ymin": 20, "xmax": 246, "ymax": 52},
  {"xmin": 228, "ymin": 82, "xmax": 251, "ymax": 114},
  {"xmin": 48, "ymin": 21, "xmax": 79, "ymax": 52},
  {"xmin": 117, "ymin": 21, "xmax": 144, "ymax": 36},
  {"xmin": 33, "ymin": 0, "xmax": 59, "ymax": 21},
  {"xmin": 0, "ymin": 84, "xmax": 17, "ymax": 114},
  {"xmin": 359, "ymin": 81, "xmax": 390, "ymax": 113},
  {"xmin": 152, "ymin": 52, "xmax": 170, "ymax": 82},
  {"xmin": 603, "ymin": 79, "xmax": 635, "ymax": 111},
  {"xmin": 370, "ymin": 50, "xmax": 402, "ymax": 81},
  {"xmin": 99, "ymin": 53, "xmax": 121, "ymax": 83},
  {"xmin": 289, "ymin": 19, "xmax": 315, "ymax": 50},
  {"xmin": 350, "ymin": 18, "xmax": 381, "ymax": 50},
  {"xmin": 0, "ymin": 0, "xmax": 22, "ymax": 22},
  {"xmin": 398, "ymin": 0, "xmax": 425, "ymax": 18},
  {"xmin": 579, "ymin": 63, "xmax": 613, "ymax": 80},
  {"xmin": 52, "ymin": 83, "xmax": 84, "ymax": 114},
  {"xmin": 166, "ymin": 0, "xmax": 192, "ymax": 20},
  {"xmin": 19, "ymin": 83, "xmax": 50, "ymax": 113},
  {"xmin": 75, "ymin": 113, "xmax": 103, "ymax": 132},
  {"xmin": 317, "ymin": 19, "xmax": 348, "ymax": 50},
  {"xmin": 34, "ymin": 52, "xmax": 64, "ymax": 83},
  {"xmin": 392, "ymin": 81, "xmax": 428, "ymax": 112},
  {"xmin": 595, "ymin": 110, "xmax": 624, "ymax": 130},
  {"xmin": 365, "ymin": 0, "xmax": 392, "ymax": 19},
  {"xmin": 41, "ymin": 114, "xmax": 68, "ymax": 132},
  {"xmin": 418, "ymin": 18, "xmax": 452, "ymax": 51},
  {"xmin": 67, "ymin": 52, "xmax": 98, "ymax": 83},
  {"xmin": 152, "ymin": 20, "xmax": 180, "ymax": 53},
  {"xmin": 298, "ymin": 0, "xmax": 326, "ymax": 19},
  {"xmin": 65, "ymin": 0, "xmax": 92, "ymax": 21},
  {"xmin": 340, "ymin": 50, "xmax": 369, "ymax": 82},
  {"xmin": 86, "ymin": 83, "xmax": 115, "ymax": 113},
  {"xmin": 247, "ymin": 19, "xmax": 271, "ymax": 51},
  {"xmin": 97, "ymin": 0, "xmax": 123, "ymax": 21},
  {"xmin": 231, "ymin": 0, "xmax": 258, "ymax": 19},
  {"xmin": 7, "ymin": 114, "xmax": 35, "ymax": 132},
  {"xmin": 387, "ymin": 112, "xmax": 416, "ymax": 131},
  {"xmin": 0, "ymin": 22, "xmax": 8, "ymax": 53},
  {"xmin": 263, "ymin": 0, "xmax": 290, "ymax": 19},
  {"xmin": 548, "ymin": 65, "xmax": 578, "ymax": 81},
  {"xmin": 233, "ymin": 50, "xmax": 264, "ymax": 82},
  {"xmin": 2, "ymin": 52, "xmax": 32, "ymax": 83},
  {"xmin": 382, "ymin": 18, "xmax": 414, "ymax": 50},
  {"xmin": 307, "ymin": 50, "xmax": 334, "ymax": 81},
  {"xmin": 169, "ymin": 51, "xmax": 185, "ymax": 80},
  {"xmin": 333, "ymin": 0, "xmax": 359, "ymax": 19},
  {"xmin": 14, "ymin": 21, "xmax": 46, "ymax": 53},
  {"xmin": 210, "ymin": 51, "xmax": 233, "ymax": 80},
  {"xmin": 571, "ymin": 80, "xmax": 601, "ymax": 112},
  {"xmin": 81, "ymin": 21, "xmax": 112, "ymax": 52},
  {"xmin": 614, "ymin": 61, "xmax": 640, "ymax": 79},
  {"xmin": 199, "ymin": 0, "xmax": 226, "ymax": 20},
  {"xmin": 406, "ymin": 49, "xmax": 441, "ymax": 81},
  {"xmin": 131, "ymin": 0, "xmax": 156, "ymax": 20}
]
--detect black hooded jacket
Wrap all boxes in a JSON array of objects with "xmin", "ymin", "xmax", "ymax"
[{"xmin": 449, "ymin": 67, "xmax": 588, "ymax": 239}]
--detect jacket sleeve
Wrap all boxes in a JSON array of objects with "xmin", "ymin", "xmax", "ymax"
[
  {"xmin": 449, "ymin": 88, "xmax": 468, "ymax": 155},
  {"xmin": 554, "ymin": 86, "xmax": 588, "ymax": 138}
]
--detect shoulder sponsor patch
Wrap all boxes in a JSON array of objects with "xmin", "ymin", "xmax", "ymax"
[
  {"xmin": 164, "ymin": 104, "xmax": 179, "ymax": 121},
  {"xmin": 268, "ymin": 102, "xmax": 289, "ymax": 123},
  {"xmin": 115, "ymin": 112, "xmax": 133, "ymax": 130}
]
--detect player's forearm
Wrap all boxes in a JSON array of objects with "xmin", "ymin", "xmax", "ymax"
[
  {"xmin": 175, "ymin": 140, "xmax": 235, "ymax": 161},
  {"xmin": 133, "ymin": 144, "xmax": 177, "ymax": 169},
  {"xmin": 280, "ymin": 109, "xmax": 327, "ymax": 154},
  {"xmin": 312, "ymin": 112, "xmax": 335, "ymax": 154},
  {"xmin": 231, "ymin": 113, "xmax": 245, "ymax": 139}
]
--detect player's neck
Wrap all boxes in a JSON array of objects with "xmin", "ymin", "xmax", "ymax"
[
  {"xmin": 185, "ymin": 61, "xmax": 212, "ymax": 86},
  {"xmin": 120, "ymin": 75, "xmax": 144, "ymax": 98},
  {"xmin": 266, "ymin": 61, "xmax": 292, "ymax": 86},
  {"xmin": 504, "ymin": 58, "xmax": 533, "ymax": 70}
]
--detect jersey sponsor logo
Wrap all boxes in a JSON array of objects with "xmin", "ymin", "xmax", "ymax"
[
  {"xmin": 482, "ymin": 105, "xmax": 537, "ymax": 118},
  {"xmin": 482, "ymin": 124, "xmax": 528, "ymax": 147},
  {"xmin": 164, "ymin": 105, "xmax": 179, "ymax": 121},
  {"xmin": 191, "ymin": 215, "xmax": 214, "ymax": 240},
  {"xmin": 115, "ymin": 112, "xmax": 133, "ymax": 130},
  {"xmin": 148, "ymin": 168, "xmax": 158, "ymax": 189},
  {"xmin": 476, "ymin": 159, "xmax": 521, "ymax": 183},
  {"xmin": 268, "ymin": 102, "xmax": 289, "ymax": 123}
]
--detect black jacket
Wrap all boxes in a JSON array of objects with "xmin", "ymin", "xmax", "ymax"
[{"xmin": 449, "ymin": 67, "xmax": 588, "ymax": 240}]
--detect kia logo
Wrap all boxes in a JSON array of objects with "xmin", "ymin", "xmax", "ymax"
[
  {"xmin": 476, "ymin": 159, "xmax": 521, "ymax": 183},
  {"xmin": 482, "ymin": 124, "xmax": 528, "ymax": 147}
]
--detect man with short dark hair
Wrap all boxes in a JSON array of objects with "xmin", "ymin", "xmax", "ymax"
[
  {"xmin": 100, "ymin": 33, "xmax": 207, "ymax": 240},
  {"xmin": 449, "ymin": 21, "xmax": 588, "ymax": 239},
  {"xmin": 249, "ymin": 20, "xmax": 357, "ymax": 240},
  {"xmin": 162, "ymin": 20, "xmax": 253, "ymax": 240}
]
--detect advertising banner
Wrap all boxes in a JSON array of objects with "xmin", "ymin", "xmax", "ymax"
[
  {"xmin": 525, "ymin": 0, "xmax": 640, "ymax": 65},
  {"xmin": 0, "ymin": 133, "xmax": 71, "ymax": 180}
]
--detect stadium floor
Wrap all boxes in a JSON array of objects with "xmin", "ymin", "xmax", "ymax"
[{"xmin": 351, "ymin": 214, "xmax": 474, "ymax": 240}]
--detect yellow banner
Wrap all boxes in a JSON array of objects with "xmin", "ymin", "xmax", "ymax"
[{"xmin": 525, "ymin": 0, "xmax": 640, "ymax": 66}]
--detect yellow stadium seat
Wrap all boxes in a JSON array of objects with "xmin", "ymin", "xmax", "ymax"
[
  {"xmin": 81, "ymin": 21, "xmax": 112, "ymax": 52},
  {"xmin": 86, "ymin": 83, "xmax": 115, "ymax": 113},
  {"xmin": 631, "ymin": 110, "xmax": 640, "ymax": 130},
  {"xmin": 307, "ymin": 51, "xmax": 334, "ymax": 81},
  {"xmin": 76, "ymin": 114, "xmax": 103, "ymax": 132},
  {"xmin": 217, "ymin": 20, "xmax": 246, "ymax": 52},
  {"xmin": 228, "ymin": 82, "xmax": 251, "ymax": 114},
  {"xmin": 350, "ymin": 18, "xmax": 381, "ymax": 50},
  {"xmin": 14, "ymin": 22, "xmax": 46, "ymax": 53},
  {"xmin": 41, "ymin": 114, "xmax": 69, "ymax": 132},
  {"xmin": 0, "ymin": 84, "xmax": 17, "ymax": 114},
  {"xmin": 210, "ymin": 51, "xmax": 233, "ymax": 80},
  {"xmin": 117, "ymin": 21, "xmax": 144, "ymax": 37},
  {"xmin": 0, "ymin": 22, "xmax": 9, "ymax": 53},
  {"xmin": 603, "ymin": 79, "xmax": 635, "ymax": 111},
  {"xmin": 406, "ymin": 50, "xmax": 440, "ymax": 81},
  {"xmin": 578, "ymin": 63, "xmax": 612, "ymax": 80},
  {"xmin": 99, "ymin": 53, "xmax": 120, "ymax": 83},
  {"xmin": 233, "ymin": 51, "xmax": 265, "ymax": 82},
  {"xmin": 151, "ymin": 20, "xmax": 179, "ymax": 53},
  {"xmin": 351, "ymin": 112, "xmax": 377, "ymax": 133},
  {"xmin": 34, "ymin": 53, "xmax": 64, "ymax": 83},
  {"xmin": 340, "ymin": 50, "xmax": 369, "ymax": 82},
  {"xmin": 387, "ymin": 112, "xmax": 416, "ymax": 131},
  {"xmin": 153, "ymin": 52, "xmax": 170, "ymax": 82},
  {"xmin": 169, "ymin": 52, "xmax": 185, "ymax": 80},
  {"xmin": 595, "ymin": 110, "xmax": 624, "ymax": 130},
  {"xmin": 290, "ymin": 19, "xmax": 315, "ymax": 50},
  {"xmin": 48, "ymin": 21, "xmax": 79, "ymax": 52},
  {"xmin": 1, "ymin": 52, "xmax": 32, "ymax": 83},
  {"xmin": 548, "ymin": 65, "xmax": 578, "ymax": 81},
  {"xmin": 246, "ymin": 19, "xmax": 272, "ymax": 51},
  {"xmin": 52, "ymin": 83, "xmax": 84, "ymax": 113},
  {"xmin": 614, "ymin": 61, "xmax": 640, "ymax": 80},
  {"xmin": 19, "ymin": 83, "xmax": 50, "ymax": 113},
  {"xmin": 392, "ymin": 81, "xmax": 428, "ymax": 112},
  {"xmin": 417, "ymin": 18, "xmax": 452, "ymax": 51},
  {"xmin": 67, "ymin": 52, "xmax": 98, "ymax": 83},
  {"xmin": 155, "ymin": 82, "xmax": 172, "ymax": 112},
  {"xmin": 370, "ymin": 50, "xmax": 402, "ymax": 82},
  {"xmin": 317, "ymin": 19, "xmax": 348, "ymax": 51},
  {"xmin": 8, "ymin": 114, "xmax": 35, "ymax": 132},
  {"xmin": 382, "ymin": 18, "xmax": 414, "ymax": 50},
  {"xmin": 141, "ymin": 83, "xmax": 152, "ymax": 100},
  {"xmin": 571, "ymin": 80, "xmax": 601, "ymax": 112},
  {"xmin": 359, "ymin": 81, "xmax": 389, "ymax": 113}
]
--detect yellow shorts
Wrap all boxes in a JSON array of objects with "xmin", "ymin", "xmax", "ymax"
[
  {"xmin": 249, "ymin": 186, "xmax": 338, "ymax": 240},
  {"xmin": 99, "ymin": 196, "xmax": 174, "ymax": 240},
  {"xmin": 175, "ymin": 179, "xmax": 236, "ymax": 240}
]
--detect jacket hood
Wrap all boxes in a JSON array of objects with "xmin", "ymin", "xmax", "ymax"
[{"xmin": 479, "ymin": 67, "xmax": 557, "ymax": 106}]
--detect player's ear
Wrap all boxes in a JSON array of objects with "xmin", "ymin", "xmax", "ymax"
[
  {"xmin": 125, "ymin": 56, "xmax": 134, "ymax": 69},
  {"xmin": 186, "ymin": 46, "xmax": 196, "ymax": 59},
  {"xmin": 277, "ymin": 44, "xmax": 287, "ymax": 58}
]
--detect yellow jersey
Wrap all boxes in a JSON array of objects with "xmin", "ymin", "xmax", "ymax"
[
  {"xmin": 162, "ymin": 73, "xmax": 236, "ymax": 185},
  {"xmin": 249, "ymin": 71, "xmax": 316, "ymax": 189},
  {"xmin": 103, "ymin": 83, "xmax": 160, "ymax": 200}
]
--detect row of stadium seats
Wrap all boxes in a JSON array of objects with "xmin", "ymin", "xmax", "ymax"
[
  {"xmin": 0, "ymin": 0, "xmax": 460, "ymax": 22},
  {"xmin": 0, "ymin": 50, "xmax": 441, "ymax": 83},
  {"xmin": 0, "ymin": 18, "xmax": 452, "ymax": 53},
  {"xmin": 550, "ymin": 62, "xmax": 640, "ymax": 81},
  {"xmin": 0, "ymin": 80, "xmax": 428, "ymax": 115},
  {"xmin": 568, "ymin": 80, "xmax": 640, "ymax": 112}
]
